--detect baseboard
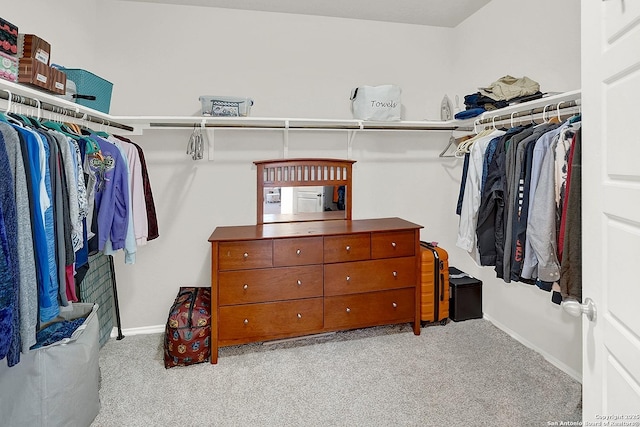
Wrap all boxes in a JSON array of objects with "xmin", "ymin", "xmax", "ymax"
[
  {"xmin": 110, "ymin": 324, "xmax": 165, "ymax": 338},
  {"xmin": 482, "ymin": 314, "xmax": 582, "ymax": 383}
]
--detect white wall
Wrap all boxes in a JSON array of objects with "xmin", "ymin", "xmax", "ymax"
[
  {"xmin": 448, "ymin": 0, "xmax": 583, "ymax": 380},
  {"xmin": 89, "ymin": 0, "xmax": 461, "ymax": 337},
  {"xmin": 100, "ymin": 1, "xmax": 455, "ymax": 120},
  {"xmin": 4, "ymin": 0, "xmax": 583, "ymax": 379},
  {"xmin": 2, "ymin": 0, "xmax": 101, "ymax": 72}
]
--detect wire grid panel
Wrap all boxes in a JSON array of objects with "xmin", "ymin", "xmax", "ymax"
[{"xmin": 79, "ymin": 252, "xmax": 116, "ymax": 347}]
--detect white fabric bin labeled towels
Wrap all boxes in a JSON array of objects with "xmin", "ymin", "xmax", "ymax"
[
  {"xmin": 350, "ymin": 85, "xmax": 402, "ymax": 121},
  {"xmin": 0, "ymin": 303, "xmax": 101, "ymax": 427}
]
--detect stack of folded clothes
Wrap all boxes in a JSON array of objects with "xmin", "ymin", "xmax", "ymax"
[{"xmin": 455, "ymin": 75, "xmax": 544, "ymax": 119}]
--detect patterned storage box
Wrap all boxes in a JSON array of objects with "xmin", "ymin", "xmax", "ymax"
[
  {"xmin": 18, "ymin": 57, "xmax": 50, "ymax": 91},
  {"xmin": 0, "ymin": 17, "xmax": 18, "ymax": 55},
  {"xmin": 199, "ymin": 95, "xmax": 253, "ymax": 116},
  {"xmin": 0, "ymin": 51, "xmax": 18, "ymax": 82},
  {"xmin": 58, "ymin": 67, "xmax": 113, "ymax": 113}
]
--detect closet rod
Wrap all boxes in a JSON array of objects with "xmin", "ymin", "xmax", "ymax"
[
  {"xmin": 149, "ymin": 122, "xmax": 458, "ymax": 131},
  {"xmin": 474, "ymin": 99, "xmax": 580, "ymax": 125},
  {"xmin": 0, "ymin": 90, "xmax": 134, "ymax": 132}
]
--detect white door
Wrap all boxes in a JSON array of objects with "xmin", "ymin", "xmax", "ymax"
[
  {"xmin": 581, "ymin": 0, "xmax": 640, "ymax": 421},
  {"xmin": 293, "ymin": 186, "xmax": 324, "ymax": 213}
]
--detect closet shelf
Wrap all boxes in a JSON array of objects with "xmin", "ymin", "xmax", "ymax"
[
  {"xmin": 1, "ymin": 79, "xmax": 581, "ymax": 136},
  {"xmin": 119, "ymin": 116, "xmax": 462, "ymax": 132},
  {"xmin": 121, "ymin": 89, "xmax": 581, "ymax": 132},
  {"xmin": 0, "ymin": 79, "xmax": 134, "ymax": 132},
  {"xmin": 473, "ymin": 89, "xmax": 582, "ymax": 125}
]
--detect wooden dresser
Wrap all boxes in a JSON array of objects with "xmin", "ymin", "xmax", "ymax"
[{"xmin": 208, "ymin": 217, "xmax": 422, "ymax": 364}]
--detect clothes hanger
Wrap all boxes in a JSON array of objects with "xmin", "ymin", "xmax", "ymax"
[
  {"xmin": 65, "ymin": 122, "xmax": 81, "ymax": 134},
  {"xmin": 26, "ymin": 99, "xmax": 45, "ymax": 129},
  {"xmin": 0, "ymin": 90, "xmax": 21, "ymax": 126},
  {"xmin": 454, "ymin": 127, "xmax": 494, "ymax": 157},
  {"xmin": 0, "ymin": 90, "xmax": 9, "ymax": 123},
  {"xmin": 546, "ymin": 101, "xmax": 562, "ymax": 124},
  {"xmin": 42, "ymin": 107, "xmax": 74, "ymax": 133},
  {"xmin": 541, "ymin": 104, "xmax": 554, "ymax": 124},
  {"xmin": 78, "ymin": 115, "xmax": 110, "ymax": 138},
  {"xmin": 7, "ymin": 97, "xmax": 35, "ymax": 126},
  {"xmin": 94, "ymin": 119, "xmax": 110, "ymax": 138},
  {"xmin": 43, "ymin": 109, "xmax": 101, "ymax": 154}
]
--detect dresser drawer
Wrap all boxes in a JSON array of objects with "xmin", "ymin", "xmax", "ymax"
[
  {"xmin": 324, "ymin": 233, "xmax": 370, "ymax": 263},
  {"xmin": 371, "ymin": 230, "xmax": 415, "ymax": 259},
  {"xmin": 324, "ymin": 288, "xmax": 415, "ymax": 330},
  {"xmin": 273, "ymin": 237, "xmax": 323, "ymax": 266},
  {"xmin": 218, "ymin": 240, "xmax": 272, "ymax": 271},
  {"xmin": 218, "ymin": 298, "xmax": 323, "ymax": 341},
  {"xmin": 324, "ymin": 257, "xmax": 416, "ymax": 296},
  {"xmin": 218, "ymin": 265, "xmax": 323, "ymax": 305}
]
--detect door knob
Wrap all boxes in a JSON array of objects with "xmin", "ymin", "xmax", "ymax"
[{"xmin": 562, "ymin": 297, "xmax": 597, "ymax": 322}]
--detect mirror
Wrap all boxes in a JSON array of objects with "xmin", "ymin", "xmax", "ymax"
[
  {"xmin": 255, "ymin": 158, "xmax": 355, "ymax": 224},
  {"xmin": 262, "ymin": 185, "xmax": 347, "ymax": 223}
]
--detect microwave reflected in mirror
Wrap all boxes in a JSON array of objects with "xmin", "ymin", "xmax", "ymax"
[{"xmin": 263, "ymin": 185, "xmax": 346, "ymax": 223}]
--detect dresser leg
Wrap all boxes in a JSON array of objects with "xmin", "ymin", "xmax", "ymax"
[
  {"xmin": 211, "ymin": 345, "xmax": 218, "ymax": 364},
  {"xmin": 413, "ymin": 319, "xmax": 421, "ymax": 335}
]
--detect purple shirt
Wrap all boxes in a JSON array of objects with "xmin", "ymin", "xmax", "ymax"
[{"xmin": 90, "ymin": 136, "xmax": 129, "ymax": 251}]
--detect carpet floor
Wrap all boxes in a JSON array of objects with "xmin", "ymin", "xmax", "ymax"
[{"xmin": 91, "ymin": 319, "xmax": 582, "ymax": 427}]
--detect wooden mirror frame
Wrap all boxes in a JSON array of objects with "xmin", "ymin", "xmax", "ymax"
[{"xmin": 255, "ymin": 158, "xmax": 356, "ymax": 225}]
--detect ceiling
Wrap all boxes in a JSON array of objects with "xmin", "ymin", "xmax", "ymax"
[{"xmin": 121, "ymin": 0, "xmax": 492, "ymax": 28}]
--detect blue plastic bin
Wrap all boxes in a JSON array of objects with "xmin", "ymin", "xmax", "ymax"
[{"xmin": 59, "ymin": 67, "xmax": 113, "ymax": 113}]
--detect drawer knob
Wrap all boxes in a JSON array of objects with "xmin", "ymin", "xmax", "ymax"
[
  {"xmin": 345, "ymin": 245, "xmax": 351, "ymax": 252},
  {"xmin": 346, "ymin": 275, "xmax": 351, "ymax": 282},
  {"xmin": 243, "ymin": 319, "xmax": 249, "ymax": 325},
  {"xmin": 392, "ymin": 271, "xmax": 398, "ymax": 277},
  {"xmin": 392, "ymin": 302, "xmax": 398, "ymax": 308},
  {"xmin": 243, "ymin": 252, "xmax": 249, "ymax": 259},
  {"xmin": 296, "ymin": 249, "xmax": 301, "ymax": 256},
  {"xmin": 346, "ymin": 307, "xmax": 351, "ymax": 313},
  {"xmin": 297, "ymin": 313, "xmax": 302, "ymax": 319},
  {"xmin": 297, "ymin": 279, "xmax": 302, "ymax": 286},
  {"xmin": 243, "ymin": 284, "xmax": 249, "ymax": 290},
  {"xmin": 391, "ymin": 242, "xmax": 397, "ymax": 248}
]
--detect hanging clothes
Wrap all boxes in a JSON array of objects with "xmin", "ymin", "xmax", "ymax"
[
  {"xmin": 559, "ymin": 129, "xmax": 582, "ymax": 301},
  {"xmin": 0, "ymin": 123, "xmax": 38, "ymax": 355},
  {"xmin": 0, "ymin": 109, "xmax": 158, "ymax": 368},
  {"xmin": 474, "ymin": 126, "xmax": 524, "ymax": 269},
  {"xmin": 0, "ymin": 130, "xmax": 21, "ymax": 366},
  {"xmin": 88, "ymin": 134, "xmax": 129, "ymax": 254},
  {"xmin": 456, "ymin": 112, "xmax": 583, "ymax": 306},
  {"xmin": 508, "ymin": 122, "xmax": 560, "ymax": 283},
  {"xmin": 113, "ymin": 135, "xmax": 159, "ymax": 242},
  {"xmin": 456, "ymin": 128, "xmax": 506, "ymax": 265}
]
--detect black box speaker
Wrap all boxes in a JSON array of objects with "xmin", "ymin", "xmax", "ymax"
[{"xmin": 449, "ymin": 267, "xmax": 483, "ymax": 322}]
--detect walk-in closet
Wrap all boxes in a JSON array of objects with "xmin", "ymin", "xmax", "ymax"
[{"xmin": 1, "ymin": 0, "xmax": 638, "ymax": 425}]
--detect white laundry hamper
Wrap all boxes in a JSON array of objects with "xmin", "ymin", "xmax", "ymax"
[{"xmin": 0, "ymin": 303, "xmax": 101, "ymax": 427}]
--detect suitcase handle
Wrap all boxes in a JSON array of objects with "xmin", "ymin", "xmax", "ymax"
[
  {"xmin": 440, "ymin": 273, "xmax": 445, "ymax": 302},
  {"xmin": 187, "ymin": 289, "xmax": 199, "ymax": 328}
]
